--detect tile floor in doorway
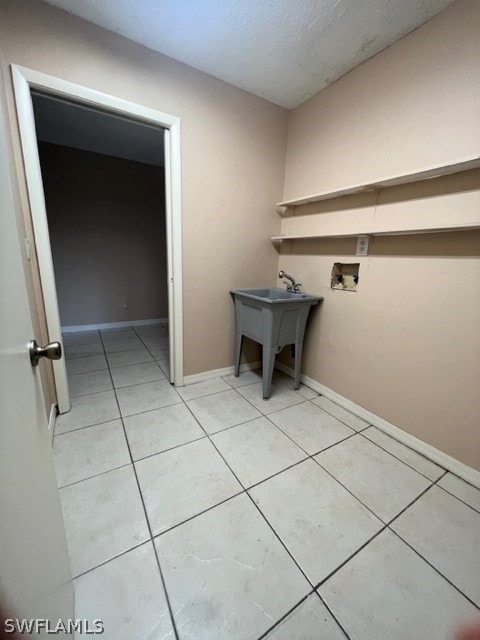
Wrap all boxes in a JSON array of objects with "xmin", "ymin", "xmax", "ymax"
[{"xmin": 54, "ymin": 324, "xmax": 480, "ymax": 639}]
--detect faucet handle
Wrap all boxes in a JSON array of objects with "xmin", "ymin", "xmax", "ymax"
[{"xmin": 294, "ymin": 283, "xmax": 302, "ymax": 292}]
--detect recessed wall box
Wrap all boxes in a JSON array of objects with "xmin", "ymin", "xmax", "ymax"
[{"xmin": 331, "ymin": 263, "xmax": 360, "ymax": 291}]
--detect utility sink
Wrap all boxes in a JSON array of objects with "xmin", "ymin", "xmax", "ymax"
[
  {"xmin": 230, "ymin": 288, "xmax": 323, "ymax": 399},
  {"xmin": 233, "ymin": 288, "xmax": 314, "ymax": 302}
]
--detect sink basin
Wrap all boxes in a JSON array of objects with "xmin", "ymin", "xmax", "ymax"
[
  {"xmin": 232, "ymin": 288, "xmax": 317, "ymax": 303},
  {"xmin": 230, "ymin": 288, "xmax": 323, "ymax": 398}
]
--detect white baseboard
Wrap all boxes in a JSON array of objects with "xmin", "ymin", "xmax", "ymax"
[
  {"xmin": 48, "ymin": 403, "xmax": 57, "ymax": 440},
  {"xmin": 183, "ymin": 361, "xmax": 261, "ymax": 386},
  {"xmin": 275, "ymin": 362, "xmax": 480, "ymax": 489},
  {"xmin": 62, "ymin": 318, "xmax": 167, "ymax": 333}
]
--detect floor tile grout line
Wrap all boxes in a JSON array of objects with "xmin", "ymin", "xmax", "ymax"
[
  {"xmin": 149, "ymin": 448, "xmax": 347, "ymax": 542},
  {"xmin": 105, "ymin": 368, "xmax": 168, "ymax": 391},
  {"xmin": 67, "ymin": 367, "xmax": 112, "ymax": 378},
  {"xmin": 132, "ymin": 325, "xmax": 169, "ymax": 363},
  {"xmin": 53, "ymin": 414, "xmax": 122, "ymax": 438},
  {"xmin": 384, "ymin": 477, "xmax": 441, "ymax": 528},
  {"xmin": 435, "ymin": 483, "xmax": 480, "ymax": 516},
  {"xmin": 165, "ymin": 385, "xmax": 367, "ymax": 502},
  {"xmin": 358, "ymin": 429, "xmax": 445, "ymax": 482},
  {"xmin": 57, "ymin": 462, "xmax": 132, "ymax": 490},
  {"xmin": 108, "ymin": 356, "xmax": 157, "ymax": 370},
  {"xmin": 311, "ymin": 455, "xmax": 399, "ymax": 525},
  {"xmin": 387, "ymin": 527, "xmax": 480, "ymax": 611},
  {"xmin": 309, "ymin": 397, "xmax": 372, "ymax": 432},
  {"xmin": 110, "ymin": 373, "xmax": 169, "ymax": 392},
  {"xmin": 230, "ymin": 383, "xmax": 305, "ymax": 419},
  {"xmin": 100, "ymin": 330, "xmax": 181, "ymax": 640},
  {"xmin": 209, "ymin": 436, "xmax": 318, "ymax": 590},
  {"xmin": 177, "ymin": 384, "xmax": 240, "ymax": 402},
  {"xmin": 183, "ymin": 384, "xmax": 257, "ymax": 404},
  {"xmin": 71, "ymin": 539, "xmax": 151, "ymax": 582},
  {"xmin": 63, "ymin": 347, "xmax": 106, "ymax": 357},
  {"xmin": 251, "ymin": 399, "xmax": 358, "ymax": 460},
  {"xmin": 255, "ymin": 592, "xmax": 314, "ymax": 640},
  {"xmin": 69, "ymin": 387, "xmax": 114, "ymax": 401},
  {"xmin": 66, "ymin": 365, "xmax": 109, "ymax": 376},
  {"xmin": 132, "ymin": 434, "xmax": 208, "ymax": 465},
  {"xmin": 314, "ymin": 592, "xmax": 352, "ymax": 640},
  {"xmin": 179, "ymin": 400, "xmax": 329, "ymax": 606},
  {"xmin": 180, "ymin": 395, "xmax": 334, "ymax": 495},
  {"xmin": 313, "ymin": 525, "xmax": 388, "ymax": 590},
  {"xmin": 309, "ymin": 481, "xmax": 441, "ymax": 594},
  {"xmin": 180, "ymin": 404, "xmax": 347, "ymax": 640},
  {"xmin": 121, "ymin": 399, "xmax": 183, "ymax": 420},
  {"xmin": 65, "ymin": 352, "xmax": 106, "ymax": 362},
  {"xmin": 55, "ymin": 414, "xmax": 122, "ymax": 437},
  {"xmin": 311, "ymin": 438, "xmax": 444, "ymax": 526},
  {"xmin": 151, "ymin": 490, "xmax": 246, "ymax": 539},
  {"xmin": 383, "ymin": 470, "xmax": 480, "ymax": 610},
  {"xmin": 216, "ymin": 389, "xmax": 377, "ymax": 506}
]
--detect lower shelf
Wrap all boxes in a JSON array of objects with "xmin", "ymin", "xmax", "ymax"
[{"xmin": 271, "ymin": 222, "xmax": 480, "ymax": 244}]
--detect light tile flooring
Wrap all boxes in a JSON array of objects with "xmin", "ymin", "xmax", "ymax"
[{"xmin": 54, "ymin": 324, "xmax": 480, "ymax": 639}]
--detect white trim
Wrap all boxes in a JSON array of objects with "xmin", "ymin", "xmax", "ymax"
[
  {"xmin": 48, "ymin": 403, "xmax": 57, "ymax": 440},
  {"xmin": 62, "ymin": 318, "xmax": 167, "ymax": 333},
  {"xmin": 163, "ymin": 124, "xmax": 183, "ymax": 386},
  {"xmin": 183, "ymin": 361, "xmax": 261, "ymax": 386},
  {"xmin": 11, "ymin": 66, "xmax": 70, "ymax": 413},
  {"xmin": 275, "ymin": 362, "xmax": 480, "ymax": 489},
  {"xmin": 11, "ymin": 65, "xmax": 184, "ymax": 408}
]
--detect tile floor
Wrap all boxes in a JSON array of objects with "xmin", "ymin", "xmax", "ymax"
[{"xmin": 54, "ymin": 324, "xmax": 480, "ymax": 639}]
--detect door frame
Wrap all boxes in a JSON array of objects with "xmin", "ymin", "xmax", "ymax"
[{"xmin": 11, "ymin": 64, "xmax": 184, "ymax": 412}]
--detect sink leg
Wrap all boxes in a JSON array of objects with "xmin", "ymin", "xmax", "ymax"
[
  {"xmin": 294, "ymin": 342, "xmax": 303, "ymax": 389},
  {"xmin": 262, "ymin": 347, "xmax": 275, "ymax": 399},
  {"xmin": 234, "ymin": 333, "xmax": 243, "ymax": 377}
]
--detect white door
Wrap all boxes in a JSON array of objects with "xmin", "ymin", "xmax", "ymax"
[{"xmin": 0, "ymin": 95, "xmax": 73, "ymax": 629}]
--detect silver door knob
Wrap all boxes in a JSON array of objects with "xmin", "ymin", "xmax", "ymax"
[{"xmin": 29, "ymin": 339, "xmax": 62, "ymax": 367}]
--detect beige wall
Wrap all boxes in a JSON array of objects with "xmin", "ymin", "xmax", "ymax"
[
  {"xmin": 280, "ymin": 0, "xmax": 480, "ymax": 470},
  {"xmin": 0, "ymin": 0, "xmax": 287, "ymax": 376},
  {"xmin": 284, "ymin": 0, "xmax": 480, "ymax": 200},
  {"xmin": 39, "ymin": 143, "xmax": 168, "ymax": 326}
]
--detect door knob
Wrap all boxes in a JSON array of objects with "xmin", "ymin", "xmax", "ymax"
[{"xmin": 29, "ymin": 339, "xmax": 62, "ymax": 367}]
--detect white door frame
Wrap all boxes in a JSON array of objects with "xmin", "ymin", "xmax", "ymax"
[{"xmin": 11, "ymin": 64, "xmax": 183, "ymax": 412}]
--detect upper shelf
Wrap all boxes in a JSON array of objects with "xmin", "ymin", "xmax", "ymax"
[{"xmin": 276, "ymin": 156, "xmax": 480, "ymax": 210}]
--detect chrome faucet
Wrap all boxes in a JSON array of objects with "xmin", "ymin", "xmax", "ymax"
[{"xmin": 278, "ymin": 270, "xmax": 302, "ymax": 293}]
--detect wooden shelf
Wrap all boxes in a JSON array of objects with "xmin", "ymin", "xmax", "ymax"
[{"xmin": 276, "ymin": 156, "xmax": 480, "ymax": 210}]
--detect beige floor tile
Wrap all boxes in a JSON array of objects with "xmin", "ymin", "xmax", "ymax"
[
  {"xmin": 136, "ymin": 439, "xmax": 241, "ymax": 534},
  {"xmin": 155, "ymin": 494, "xmax": 310, "ymax": 640}
]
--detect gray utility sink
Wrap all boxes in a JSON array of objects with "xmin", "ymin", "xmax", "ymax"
[{"xmin": 230, "ymin": 288, "xmax": 323, "ymax": 399}]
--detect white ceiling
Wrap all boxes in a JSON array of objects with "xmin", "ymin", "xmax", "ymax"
[
  {"xmin": 42, "ymin": 0, "xmax": 454, "ymax": 109},
  {"xmin": 32, "ymin": 93, "xmax": 164, "ymax": 166}
]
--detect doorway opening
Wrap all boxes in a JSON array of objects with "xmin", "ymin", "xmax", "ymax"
[
  {"xmin": 33, "ymin": 93, "xmax": 170, "ymax": 398},
  {"xmin": 12, "ymin": 65, "xmax": 183, "ymax": 413}
]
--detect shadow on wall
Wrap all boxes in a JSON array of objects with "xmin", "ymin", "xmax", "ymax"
[{"xmin": 38, "ymin": 142, "xmax": 168, "ymax": 326}]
